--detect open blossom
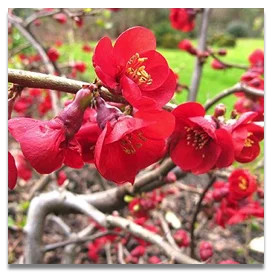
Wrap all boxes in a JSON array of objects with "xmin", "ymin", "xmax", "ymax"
[
  {"xmin": 248, "ymin": 49, "xmax": 264, "ymax": 74},
  {"xmin": 228, "ymin": 169, "xmax": 257, "ymax": 201},
  {"xmin": 8, "ymin": 87, "xmax": 94, "ymax": 174},
  {"xmin": 169, "ymin": 8, "xmax": 196, "ymax": 32},
  {"xmin": 178, "ymin": 39, "xmax": 197, "ymax": 55},
  {"xmin": 93, "ymin": 26, "xmax": 176, "ymax": 110},
  {"xmin": 215, "ymin": 196, "xmax": 263, "ymax": 227},
  {"xmin": 94, "ymin": 98, "xmax": 175, "ymax": 184},
  {"xmin": 228, "ymin": 112, "xmax": 264, "ymax": 163},
  {"xmin": 170, "ymin": 102, "xmax": 234, "ymax": 174},
  {"xmin": 8, "ymin": 152, "xmax": 17, "ymax": 190}
]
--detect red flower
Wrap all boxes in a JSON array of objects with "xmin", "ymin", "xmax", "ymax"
[
  {"xmin": 8, "ymin": 152, "xmax": 17, "ymax": 190},
  {"xmin": 170, "ymin": 102, "xmax": 234, "ymax": 174},
  {"xmin": 93, "ymin": 26, "xmax": 176, "ymax": 110},
  {"xmin": 173, "ymin": 230, "xmax": 190, "ymax": 247},
  {"xmin": 199, "ymin": 241, "xmax": 213, "ymax": 261},
  {"xmin": 74, "ymin": 61, "xmax": 87, "ymax": 73},
  {"xmin": 211, "ymin": 59, "xmax": 226, "ymax": 70},
  {"xmin": 47, "ymin": 47, "xmax": 60, "ymax": 62},
  {"xmin": 212, "ymin": 181, "xmax": 229, "ymax": 201},
  {"xmin": 228, "ymin": 112, "xmax": 264, "ymax": 163},
  {"xmin": 130, "ymin": 245, "xmax": 146, "ymax": 257},
  {"xmin": 8, "ymin": 87, "xmax": 94, "ymax": 174},
  {"xmin": 178, "ymin": 39, "xmax": 197, "ymax": 55},
  {"xmin": 76, "ymin": 122, "xmax": 102, "ymax": 163},
  {"xmin": 228, "ymin": 169, "xmax": 257, "ymax": 201},
  {"xmin": 15, "ymin": 153, "xmax": 32, "ymax": 181},
  {"xmin": 248, "ymin": 49, "xmax": 264, "ymax": 74},
  {"xmin": 53, "ymin": 13, "xmax": 67, "ymax": 24},
  {"xmin": 148, "ymin": 256, "xmax": 161, "ymax": 264},
  {"xmin": 82, "ymin": 44, "xmax": 92, "ymax": 53},
  {"xmin": 57, "ymin": 170, "xmax": 67, "ymax": 186},
  {"xmin": 219, "ymin": 259, "xmax": 239, "ymax": 264},
  {"xmin": 169, "ymin": 8, "xmax": 196, "ymax": 32},
  {"xmin": 234, "ymin": 97, "xmax": 264, "ymax": 121},
  {"xmin": 227, "ymin": 201, "xmax": 264, "ymax": 225},
  {"xmin": 94, "ymin": 102, "xmax": 175, "ymax": 184}
]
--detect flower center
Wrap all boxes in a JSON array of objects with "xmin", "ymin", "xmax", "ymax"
[
  {"xmin": 120, "ymin": 131, "xmax": 147, "ymax": 155},
  {"xmin": 244, "ymin": 132, "xmax": 254, "ymax": 147},
  {"xmin": 185, "ymin": 126, "xmax": 210, "ymax": 150},
  {"xmin": 238, "ymin": 176, "xmax": 248, "ymax": 190},
  {"xmin": 126, "ymin": 53, "xmax": 152, "ymax": 86}
]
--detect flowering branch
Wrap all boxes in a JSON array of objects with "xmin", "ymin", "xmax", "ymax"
[
  {"xmin": 188, "ymin": 8, "xmax": 211, "ymax": 101},
  {"xmin": 209, "ymin": 52, "xmax": 249, "ymax": 70},
  {"xmin": 204, "ymin": 83, "xmax": 264, "ymax": 111},
  {"xmin": 8, "ymin": 68, "xmax": 128, "ymax": 104},
  {"xmin": 24, "ymin": 9, "xmax": 61, "ymax": 28}
]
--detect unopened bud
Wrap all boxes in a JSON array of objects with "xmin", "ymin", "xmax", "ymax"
[
  {"xmin": 214, "ymin": 103, "xmax": 226, "ymax": 118},
  {"xmin": 218, "ymin": 49, "xmax": 227, "ymax": 56}
]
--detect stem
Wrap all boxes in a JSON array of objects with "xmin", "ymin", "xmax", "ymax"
[
  {"xmin": 189, "ymin": 174, "xmax": 216, "ymax": 259},
  {"xmin": 204, "ymin": 83, "xmax": 264, "ymax": 111},
  {"xmin": 210, "ymin": 53, "xmax": 249, "ymax": 70},
  {"xmin": 188, "ymin": 8, "xmax": 211, "ymax": 101}
]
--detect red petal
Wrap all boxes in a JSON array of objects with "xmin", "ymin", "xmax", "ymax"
[
  {"xmin": 63, "ymin": 138, "xmax": 84, "ymax": 169},
  {"xmin": 20, "ymin": 123, "xmax": 66, "ymax": 174},
  {"xmin": 233, "ymin": 112, "xmax": 258, "ymax": 129},
  {"xmin": 170, "ymin": 139, "xmax": 203, "ymax": 171},
  {"xmin": 189, "ymin": 116, "xmax": 216, "ymax": 139},
  {"xmin": 138, "ymin": 50, "xmax": 169, "ymax": 91},
  {"xmin": 135, "ymin": 110, "xmax": 175, "ymax": 139},
  {"xmin": 8, "ymin": 152, "xmax": 17, "ymax": 190},
  {"xmin": 172, "ymin": 102, "xmax": 205, "ymax": 121},
  {"xmin": 247, "ymin": 123, "xmax": 264, "ymax": 141},
  {"xmin": 191, "ymin": 140, "xmax": 221, "ymax": 174},
  {"xmin": 8, "ymin": 118, "xmax": 43, "ymax": 141},
  {"xmin": 215, "ymin": 128, "xmax": 234, "ymax": 168},
  {"xmin": 121, "ymin": 75, "xmax": 143, "ymax": 107},
  {"xmin": 141, "ymin": 69, "xmax": 176, "ymax": 109},
  {"xmin": 114, "ymin": 26, "xmax": 156, "ymax": 66},
  {"xmin": 94, "ymin": 66, "xmax": 118, "ymax": 90},
  {"xmin": 93, "ymin": 36, "xmax": 117, "ymax": 78}
]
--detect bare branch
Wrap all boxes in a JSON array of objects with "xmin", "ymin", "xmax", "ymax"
[
  {"xmin": 204, "ymin": 83, "xmax": 264, "ymax": 111},
  {"xmin": 188, "ymin": 8, "xmax": 211, "ymax": 101},
  {"xmin": 24, "ymin": 9, "xmax": 61, "ymax": 28},
  {"xmin": 24, "ymin": 190, "xmax": 200, "ymax": 264}
]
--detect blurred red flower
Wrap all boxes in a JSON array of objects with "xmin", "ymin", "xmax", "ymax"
[{"xmin": 169, "ymin": 8, "xmax": 196, "ymax": 32}]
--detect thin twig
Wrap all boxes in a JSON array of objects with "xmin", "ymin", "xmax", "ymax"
[
  {"xmin": 43, "ymin": 231, "xmax": 119, "ymax": 252},
  {"xmin": 156, "ymin": 212, "xmax": 180, "ymax": 250},
  {"xmin": 189, "ymin": 174, "xmax": 216, "ymax": 259},
  {"xmin": 105, "ymin": 243, "xmax": 113, "ymax": 264},
  {"xmin": 188, "ymin": 8, "xmax": 211, "ymax": 101},
  {"xmin": 210, "ymin": 52, "xmax": 249, "ymax": 70},
  {"xmin": 204, "ymin": 83, "xmax": 264, "ymax": 111},
  {"xmin": 117, "ymin": 242, "xmax": 126, "ymax": 264}
]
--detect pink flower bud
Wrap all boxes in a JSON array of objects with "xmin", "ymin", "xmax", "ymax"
[
  {"xmin": 214, "ymin": 103, "xmax": 226, "ymax": 118},
  {"xmin": 199, "ymin": 241, "xmax": 213, "ymax": 261}
]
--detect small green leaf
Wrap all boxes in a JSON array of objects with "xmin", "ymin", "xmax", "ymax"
[{"xmin": 124, "ymin": 195, "xmax": 134, "ymax": 203}]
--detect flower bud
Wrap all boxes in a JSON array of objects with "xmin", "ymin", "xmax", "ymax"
[
  {"xmin": 218, "ymin": 49, "xmax": 227, "ymax": 56},
  {"xmin": 199, "ymin": 241, "xmax": 213, "ymax": 261},
  {"xmin": 214, "ymin": 103, "xmax": 226, "ymax": 118}
]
